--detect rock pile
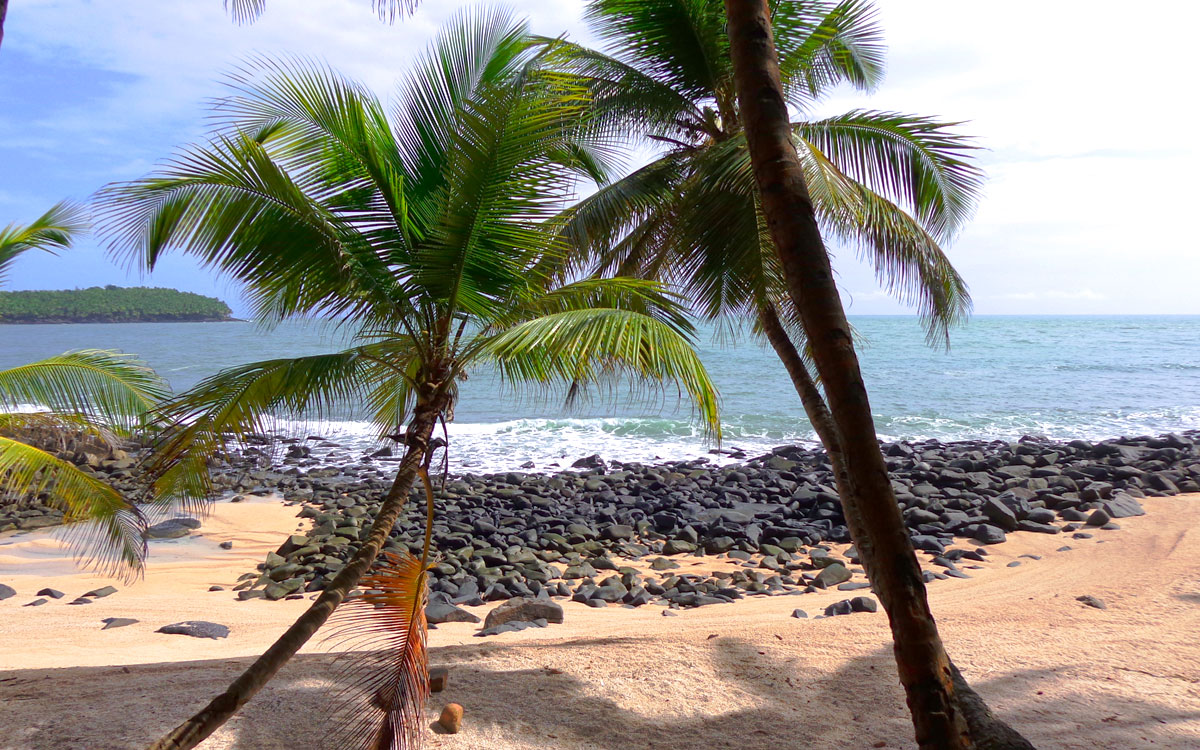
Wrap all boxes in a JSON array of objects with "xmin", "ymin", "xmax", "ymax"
[{"xmin": 232, "ymin": 431, "xmax": 1198, "ymax": 612}]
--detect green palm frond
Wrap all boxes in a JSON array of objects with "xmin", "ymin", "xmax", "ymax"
[
  {"xmin": 585, "ymin": 0, "xmax": 730, "ymax": 104},
  {"xmin": 147, "ymin": 347, "xmax": 393, "ymax": 509},
  {"xmin": 0, "ymin": 350, "xmax": 167, "ymax": 433},
  {"xmin": 557, "ymin": 151, "xmax": 690, "ymax": 270},
  {"xmin": 477, "ymin": 307, "xmax": 720, "ymax": 440},
  {"xmin": 216, "ymin": 55, "xmax": 415, "ymax": 252},
  {"xmin": 669, "ymin": 175, "xmax": 776, "ymax": 320},
  {"xmin": 533, "ymin": 36, "xmax": 703, "ymax": 140},
  {"xmin": 822, "ymin": 188, "xmax": 971, "ymax": 345},
  {"xmin": 797, "ymin": 110, "xmax": 984, "ymax": 241},
  {"xmin": 96, "ymin": 133, "xmax": 404, "ymax": 326},
  {"xmin": 774, "ymin": 0, "xmax": 885, "ymax": 107},
  {"xmin": 794, "ymin": 131, "xmax": 972, "ymax": 344},
  {"xmin": 515, "ymin": 277, "xmax": 694, "ymax": 330},
  {"xmin": 0, "ymin": 436, "xmax": 146, "ymax": 577},
  {"xmin": 0, "ymin": 202, "xmax": 88, "ymax": 286},
  {"xmin": 392, "ymin": 6, "xmax": 534, "ymax": 216},
  {"xmin": 411, "ymin": 74, "xmax": 606, "ymax": 321},
  {"xmin": 224, "ymin": 0, "xmax": 419, "ymax": 25}
]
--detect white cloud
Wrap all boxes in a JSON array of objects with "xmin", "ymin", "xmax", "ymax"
[{"xmin": 3, "ymin": 0, "xmax": 1198, "ymax": 314}]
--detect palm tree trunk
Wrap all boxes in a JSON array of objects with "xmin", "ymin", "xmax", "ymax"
[
  {"xmin": 0, "ymin": 0, "xmax": 8, "ymax": 50},
  {"xmin": 758, "ymin": 302, "xmax": 877, "ymax": 569},
  {"xmin": 146, "ymin": 403, "xmax": 442, "ymax": 750},
  {"xmin": 724, "ymin": 3, "xmax": 1033, "ymax": 749},
  {"xmin": 757, "ymin": 303, "xmax": 842, "ymax": 466}
]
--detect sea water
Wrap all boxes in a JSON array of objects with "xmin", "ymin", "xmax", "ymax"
[{"xmin": 2, "ymin": 316, "xmax": 1197, "ymax": 473}]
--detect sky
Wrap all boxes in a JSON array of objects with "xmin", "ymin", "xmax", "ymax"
[{"xmin": 1, "ymin": 0, "xmax": 1197, "ymax": 318}]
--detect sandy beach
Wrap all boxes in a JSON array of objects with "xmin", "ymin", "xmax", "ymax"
[{"xmin": 2, "ymin": 493, "xmax": 1199, "ymax": 749}]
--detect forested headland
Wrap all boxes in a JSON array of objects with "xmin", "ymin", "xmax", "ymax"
[{"xmin": 0, "ymin": 285, "xmax": 233, "ymax": 323}]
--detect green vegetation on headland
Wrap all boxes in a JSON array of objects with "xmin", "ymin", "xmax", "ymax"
[{"xmin": 0, "ymin": 285, "xmax": 233, "ymax": 323}]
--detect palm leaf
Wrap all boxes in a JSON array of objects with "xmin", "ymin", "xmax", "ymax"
[
  {"xmin": 392, "ymin": 5, "xmax": 534, "ymax": 224},
  {"xmin": 0, "ymin": 436, "xmax": 146, "ymax": 577},
  {"xmin": 556, "ymin": 150, "xmax": 691, "ymax": 272},
  {"xmin": 796, "ymin": 134, "xmax": 971, "ymax": 344},
  {"xmin": 215, "ymin": 55, "xmax": 416, "ymax": 258},
  {"xmin": 533, "ymin": 36, "xmax": 703, "ymax": 141},
  {"xmin": 796, "ymin": 110, "xmax": 984, "ymax": 241},
  {"xmin": 0, "ymin": 350, "xmax": 167, "ymax": 433},
  {"xmin": 0, "ymin": 202, "xmax": 87, "ymax": 286},
  {"xmin": 411, "ymin": 65, "xmax": 605, "ymax": 322},
  {"xmin": 475, "ymin": 307, "xmax": 721, "ymax": 440},
  {"xmin": 145, "ymin": 347, "xmax": 401, "ymax": 511},
  {"xmin": 774, "ymin": 0, "xmax": 886, "ymax": 107},
  {"xmin": 97, "ymin": 132, "xmax": 406, "ymax": 327},
  {"xmin": 326, "ymin": 549, "xmax": 429, "ymax": 750},
  {"xmin": 223, "ymin": 0, "xmax": 419, "ymax": 25},
  {"xmin": 584, "ymin": 0, "xmax": 730, "ymax": 104}
]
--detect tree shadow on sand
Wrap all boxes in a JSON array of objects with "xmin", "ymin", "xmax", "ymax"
[{"xmin": 4, "ymin": 633, "xmax": 1199, "ymax": 750}]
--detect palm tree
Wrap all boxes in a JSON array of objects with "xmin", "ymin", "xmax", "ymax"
[
  {"xmin": 98, "ymin": 9, "xmax": 721, "ymax": 749},
  {"xmin": 538, "ymin": 0, "xmax": 981, "ymax": 513},
  {"xmin": 0, "ymin": 203, "xmax": 169, "ymax": 576},
  {"xmin": 721, "ymin": 1, "xmax": 1032, "ymax": 748},
  {"xmin": 546, "ymin": 0, "xmax": 978, "ymax": 420}
]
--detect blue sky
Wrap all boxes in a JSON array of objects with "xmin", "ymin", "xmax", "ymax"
[{"xmin": 2, "ymin": 0, "xmax": 1197, "ymax": 317}]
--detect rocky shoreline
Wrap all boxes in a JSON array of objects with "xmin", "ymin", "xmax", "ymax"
[
  {"xmin": 218, "ymin": 430, "xmax": 1200, "ymax": 618},
  {"xmin": 6, "ymin": 430, "xmax": 1200, "ymax": 622}
]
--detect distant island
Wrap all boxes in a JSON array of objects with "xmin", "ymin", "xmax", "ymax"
[{"xmin": 0, "ymin": 286, "xmax": 234, "ymax": 324}]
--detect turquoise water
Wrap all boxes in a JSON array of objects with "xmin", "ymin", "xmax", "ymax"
[{"xmin": 2, "ymin": 316, "xmax": 1197, "ymax": 472}]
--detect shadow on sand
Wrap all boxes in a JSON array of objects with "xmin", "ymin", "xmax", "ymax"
[{"xmin": 3, "ymin": 632, "xmax": 1199, "ymax": 750}]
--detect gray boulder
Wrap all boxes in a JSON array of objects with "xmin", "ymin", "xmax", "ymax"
[
  {"xmin": 157, "ymin": 621, "xmax": 229, "ymax": 639},
  {"xmin": 482, "ymin": 597, "xmax": 563, "ymax": 630},
  {"xmin": 813, "ymin": 563, "xmax": 852, "ymax": 588},
  {"xmin": 981, "ymin": 497, "xmax": 1018, "ymax": 531},
  {"xmin": 426, "ymin": 601, "xmax": 481, "ymax": 625},
  {"xmin": 143, "ymin": 519, "xmax": 194, "ymax": 539},
  {"xmin": 1101, "ymin": 493, "xmax": 1145, "ymax": 518},
  {"xmin": 850, "ymin": 596, "xmax": 878, "ymax": 613}
]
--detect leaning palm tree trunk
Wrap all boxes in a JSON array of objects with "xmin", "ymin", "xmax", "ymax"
[
  {"xmin": 724, "ymin": 3, "xmax": 1033, "ymax": 749},
  {"xmin": 757, "ymin": 304, "xmax": 843, "ymax": 472},
  {"xmin": 147, "ymin": 406, "xmax": 441, "ymax": 750},
  {"xmin": 758, "ymin": 303, "xmax": 883, "ymax": 580}
]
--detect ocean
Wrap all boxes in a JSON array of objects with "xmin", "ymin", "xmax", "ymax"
[{"xmin": 2, "ymin": 316, "xmax": 1197, "ymax": 474}]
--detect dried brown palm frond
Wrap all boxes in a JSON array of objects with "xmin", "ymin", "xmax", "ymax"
[{"xmin": 326, "ymin": 548, "xmax": 431, "ymax": 749}]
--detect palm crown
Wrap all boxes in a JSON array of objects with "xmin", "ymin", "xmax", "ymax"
[
  {"xmin": 99, "ymin": 8, "xmax": 720, "ymax": 509},
  {"xmin": 546, "ymin": 0, "xmax": 984, "ymax": 344}
]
